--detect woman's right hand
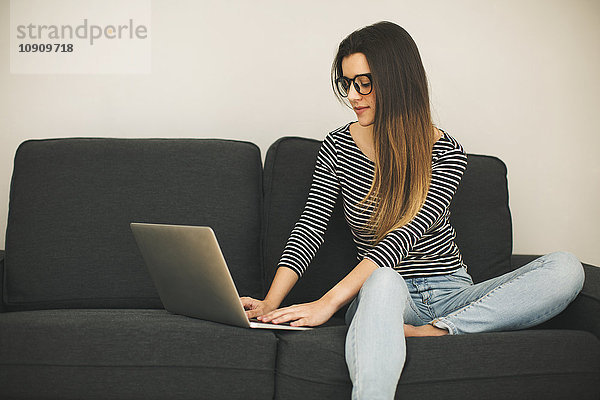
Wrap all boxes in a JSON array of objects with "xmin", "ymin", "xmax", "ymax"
[{"xmin": 240, "ymin": 297, "xmax": 278, "ymax": 319}]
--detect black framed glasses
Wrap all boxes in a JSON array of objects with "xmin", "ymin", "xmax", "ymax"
[{"xmin": 335, "ymin": 73, "xmax": 373, "ymax": 97}]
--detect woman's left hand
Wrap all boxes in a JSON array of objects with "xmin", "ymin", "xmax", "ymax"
[{"xmin": 258, "ymin": 298, "xmax": 338, "ymax": 327}]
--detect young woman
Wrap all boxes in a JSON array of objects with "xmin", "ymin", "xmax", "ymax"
[{"xmin": 241, "ymin": 21, "xmax": 585, "ymax": 399}]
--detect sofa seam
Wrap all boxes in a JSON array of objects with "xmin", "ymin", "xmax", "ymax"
[
  {"xmin": 256, "ymin": 141, "xmax": 266, "ymax": 299},
  {"xmin": 272, "ymin": 335, "xmax": 282, "ymax": 400},
  {"xmin": 398, "ymin": 370, "xmax": 600, "ymax": 386},
  {"xmin": 275, "ymin": 370, "xmax": 348, "ymax": 386},
  {"xmin": 0, "ymin": 362, "xmax": 275, "ymax": 372},
  {"xmin": 274, "ymin": 369, "xmax": 599, "ymax": 387},
  {"xmin": 4, "ymin": 297, "xmax": 163, "ymax": 306},
  {"xmin": 261, "ymin": 138, "xmax": 280, "ymax": 297}
]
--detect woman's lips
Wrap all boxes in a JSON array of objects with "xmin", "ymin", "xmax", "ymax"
[{"xmin": 354, "ymin": 106, "xmax": 369, "ymax": 115}]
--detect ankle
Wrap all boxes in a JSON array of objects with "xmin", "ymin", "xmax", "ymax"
[
  {"xmin": 404, "ymin": 323, "xmax": 449, "ymax": 337},
  {"xmin": 427, "ymin": 323, "xmax": 449, "ymax": 336}
]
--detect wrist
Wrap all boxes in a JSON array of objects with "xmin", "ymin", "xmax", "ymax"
[
  {"xmin": 262, "ymin": 266, "xmax": 298, "ymax": 311},
  {"xmin": 262, "ymin": 296, "xmax": 281, "ymax": 311},
  {"xmin": 320, "ymin": 291, "xmax": 344, "ymax": 312},
  {"xmin": 320, "ymin": 259, "xmax": 378, "ymax": 312}
]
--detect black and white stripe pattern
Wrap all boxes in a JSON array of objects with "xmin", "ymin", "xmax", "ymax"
[{"xmin": 278, "ymin": 121, "xmax": 468, "ymax": 278}]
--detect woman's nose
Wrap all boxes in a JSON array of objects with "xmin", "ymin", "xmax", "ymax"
[{"xmin": 347, "ymin": 83, "xmax": 361, "ymax": 101}]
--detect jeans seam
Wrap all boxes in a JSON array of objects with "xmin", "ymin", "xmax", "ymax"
[
  {"xmin": 428, "ymin": 303, "xmax": 438, "ymax": 319},
  {"xmin": 409, "ymin": 280, "xmax": 435, "ymax": 323},
  {"xmin": 406, "ymin": 294, "xmax": 423, "ymax": 322},
  {"xmin": 352, "ymin": 295, "xmax": 359, "ymax": 398},
  {"xmin": 438, "ymin": 260, "xmax": 544, "ymax": 328}
]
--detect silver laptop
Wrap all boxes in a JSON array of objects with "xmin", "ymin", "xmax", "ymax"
[{"xmin": 130, "ymin": 222, "xmax": 311, "ymax": 331}]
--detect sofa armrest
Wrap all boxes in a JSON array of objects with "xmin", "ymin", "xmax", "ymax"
[{"xmin": 512, "ymin": 254, "xmax": 600, "ymax": 339}]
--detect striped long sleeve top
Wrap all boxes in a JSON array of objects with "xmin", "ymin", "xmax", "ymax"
[{"xmin": 277, "ymin": 121, "xmax": 468, "ymax": 279}]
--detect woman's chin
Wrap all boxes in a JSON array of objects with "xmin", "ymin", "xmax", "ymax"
[{"xmin": 356, "ymin": 117, "xmax": 374, "ymax": 127}]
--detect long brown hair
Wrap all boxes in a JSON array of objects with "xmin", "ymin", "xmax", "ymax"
[{"xmin": 331, "ymin": 21, "xmax": 436, "ymax": 245}]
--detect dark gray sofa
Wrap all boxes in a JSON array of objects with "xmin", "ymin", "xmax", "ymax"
[{"xmin": 0, "ymin": 136, "xmax": 598, "ymax": 399}]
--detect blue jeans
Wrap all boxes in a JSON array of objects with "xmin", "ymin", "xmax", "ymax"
[{"xmin": 344, "ymin": 251, "xmax": 585, "ymax": 400}]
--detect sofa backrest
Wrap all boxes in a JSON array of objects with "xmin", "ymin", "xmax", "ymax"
[
  {"xmin": 262, "ymin": 137, "xmax": 513, "ymax": 316},
  {"xmin": 4, "ymin": 138, "xmax": 263, "ymax": 311},
  {"xmin": 262, "ymin": 138, "xmax": 357, "ymax": 318}
]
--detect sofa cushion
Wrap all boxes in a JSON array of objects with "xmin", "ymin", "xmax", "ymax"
[
  {"xmin": 449, "ymin": 154, "xmax": 513, "ymax": 282},
  {"xmin": 4, "ymin": 138, "xmax": 263, "ymax": 310},
  {"xmin": 0, "ymin": 309, "xmax": 277, "ymax": 400},
  {"xmin": 273, "ymin": 326, "xmax": 600, "ymax": 400},
  {"xmin": 263, "ymin": 138, "xmax": 358, "ymax": 318},
  {"xmin": 262, "ymin": 137, "xmax": 513, "ymax": 309}
]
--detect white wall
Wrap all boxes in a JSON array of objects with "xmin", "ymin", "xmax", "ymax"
[{"xmin": 1, "ymin": 0, "xmax": 599, "ymax": 266}]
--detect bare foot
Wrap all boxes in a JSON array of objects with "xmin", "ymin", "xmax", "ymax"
[{"xmin": 404, "ymin": 323, "xmax": 448, "ymax": 337}]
